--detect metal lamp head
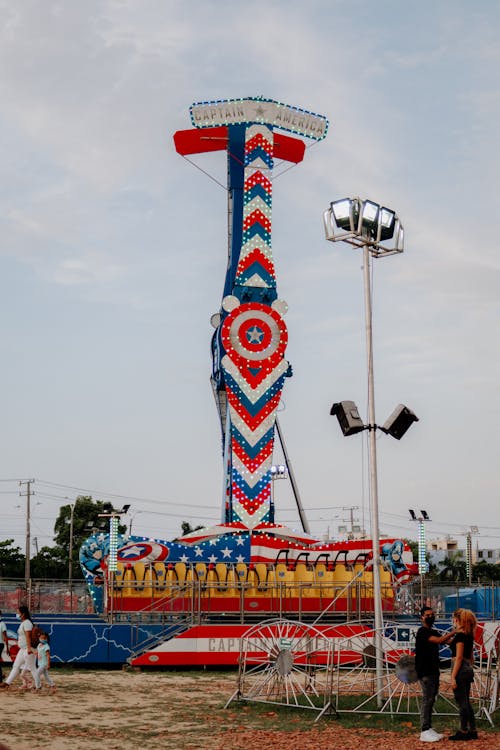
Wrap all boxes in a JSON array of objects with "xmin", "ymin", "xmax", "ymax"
[
  {"xmin": 324, "ymin": 196, "xmax": 404, "ymax": 255},
  {"xmin": 381, "ymin": 404, "xmax": 419, "ymax": 440},
  {"xmin": 330, "ymin": 197, "xmax": 362, "ymax": 234},
  {"xmin": 330, "ymin": 400, "xmax": 365, "ymax": 436},
  {"xmin": 378, "ymin": 207, "xmax": 396, "ymax": 241},
  {"xmin": 361, "ymin": 200, "xmax": 379, "ymax": 239}
]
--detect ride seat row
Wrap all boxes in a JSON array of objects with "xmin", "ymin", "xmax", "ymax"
[{"xmin": 111, "ymin": 560, "xmax": 393, "ymax": 599}]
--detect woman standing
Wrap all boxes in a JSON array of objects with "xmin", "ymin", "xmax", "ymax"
[
  {"xmin": 449, "ymin": 608, "xmax": 478, "ymax": 741},
  {"xmin": 0, "ymin": 605, "xmax": 41, "ymax": 690}
]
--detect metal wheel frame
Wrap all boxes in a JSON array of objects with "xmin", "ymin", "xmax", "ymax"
[{"xmin": 226, "ymin": 618, "xmax": 499, "ymax": 727}]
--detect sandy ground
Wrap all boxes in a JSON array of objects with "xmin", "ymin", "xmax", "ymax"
[{"xmin": 0, "ymin": 669, "xmax": 499, "ymax": 750}]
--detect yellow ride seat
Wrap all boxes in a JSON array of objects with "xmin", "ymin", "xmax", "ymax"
[{"xmin": 154, "ymin": 562, "xmax": 166, "ymax": 591}]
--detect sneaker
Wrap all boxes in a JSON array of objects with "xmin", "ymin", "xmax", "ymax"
[
  {"xmin": 448, "ymin": 731, "xmax": 470, "ymax": 741},
  {"xmin": 467, "ymin": 731, "xmax": 478, "ymax": 740},
  {"xmin": 428, "ymin": 729, "xmax": 444, "ymax": 740},
  {"xmin": 420, "ymin": 729, "xmax": 442, "ymax": 742}
]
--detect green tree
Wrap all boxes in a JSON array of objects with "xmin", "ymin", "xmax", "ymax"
[
  {"xmin": 0, "ymin": 539, "xmax": 25, "ymax": 578},
  {"xmin": 471, "ymin": 561, "xmax": 500, "ymax": 582},
  {"xmin": 439, "ymin": 553, "xmax": 467, "ymax": 582},
  {"xmin": 30, "ymin": 545, "xmax": 67, "ymax": 579}
]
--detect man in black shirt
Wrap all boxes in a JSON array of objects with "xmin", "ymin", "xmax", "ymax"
[{"xmin": 415, "ymin": 607, "xmax": 454, "ymax": 742}]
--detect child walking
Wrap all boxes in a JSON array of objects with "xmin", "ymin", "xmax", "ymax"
[{"xmin": 36, "ymin": 632, "xmax": 55, "ymax": 692}]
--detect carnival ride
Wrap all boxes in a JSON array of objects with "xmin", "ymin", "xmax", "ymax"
[{"xmin": 78, "ymin": 97, "xmax": 419, "ymax": 667}]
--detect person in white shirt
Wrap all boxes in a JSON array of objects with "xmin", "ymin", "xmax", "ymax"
[{"xmin": 0, "ymin": 606, "xmax": 41, "ymax": 690}]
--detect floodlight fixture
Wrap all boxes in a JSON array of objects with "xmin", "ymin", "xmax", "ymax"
[
  {"xmin": 380, "ymin": 404, "xmax": 419, "ymax": 440},
  {"xmin": 330, "ymin": 400, "xmax": 365, "ymax": 436},
  {"xmin": 270, "ymin": 464, "xmax": 287, "ymax": 479},
  {"xmin": 330, "ymin": 198, "xmax": 356, "ymax": 231},
  {"xmin": 379, "ymin": 207, "xmax": 396, "ymax": 241},
  {"xmin": 361, "ymin": 199, "xmax": 379, "ymax": 234},
  {"xmin": 324, "ymin": 196, "xmax": 404, "ymax": 256},
  {"xmin": 409, "ymin": 509, "xmax": 430, "ymax": 523},
  {"xmin": 331, "ymin": 401, "xmax": 418, "ymax": 441}
]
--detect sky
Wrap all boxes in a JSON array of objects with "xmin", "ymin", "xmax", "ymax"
[{"xmin": 1, "ymin": 0, "xmax": 499, "ymax": 558}]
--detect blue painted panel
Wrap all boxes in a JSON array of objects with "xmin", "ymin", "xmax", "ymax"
[{"xmin": 2, "ymin": 616, "xmax": 167, "ymax": 665}]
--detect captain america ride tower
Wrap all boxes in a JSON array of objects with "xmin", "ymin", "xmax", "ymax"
[
  {"xmin": 174, "ymin": 97, "xmax": 329, "ymax": 534},
  {"xmin": 79, "ymin": 98, "xmax": 416, "ymax": 618}
]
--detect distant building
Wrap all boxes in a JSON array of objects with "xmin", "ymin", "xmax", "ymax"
[
  {"xmin": 428, "ymin": 536, "xmax": 459, "ymax": 553},
  {"xmin": 475, "ymin": 547, "xmax": 500, "ymax": 564},
  {"xmin": 427, "ymin": 537, "xmax": 500, "ymax": 570}
]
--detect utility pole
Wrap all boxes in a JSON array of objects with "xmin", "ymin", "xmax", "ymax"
[
  {"xmin": 341, "ymin": 505, "xmax": 360, "ymax": 538},
  {"xmin": 19, "ymin": 479, "xmax": 35, "ymax": 606}
]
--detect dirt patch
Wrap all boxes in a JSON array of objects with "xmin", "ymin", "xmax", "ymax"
[{"xmin": 0, "ymin": 669, "xmax": 498, "ymax": 750}]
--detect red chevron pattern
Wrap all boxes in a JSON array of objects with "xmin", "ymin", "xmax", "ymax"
[
  {"xmin": 236, "ymin": 248, "xmax": 275, "ymax": 279},
  {"xmin": 245, "ymin": 132, "xmax": 273, "ymax": 156},
  {"xmin": 243, "ymin": 209, "xmax": 271, "ymax": 233},
  {"xmin": 244, "ymin": 170, "xmax": 272, "ymax": 193},
  {"xmin": 226, "ymin": 387, "xmax": 282, "ymax": 432},
  {"xmin": 232, "ymin": 437, "xmax": 274, "ymax": 473}
]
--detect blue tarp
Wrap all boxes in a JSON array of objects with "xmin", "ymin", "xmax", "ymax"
[{"xmin": 444, "ymin": 587, "xmax": 500, "ymax": 619}]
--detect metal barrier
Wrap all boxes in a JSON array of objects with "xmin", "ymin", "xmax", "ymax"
[{"xmin": 0, "ymin": 579, "xmax": 94, "ymax": 614}]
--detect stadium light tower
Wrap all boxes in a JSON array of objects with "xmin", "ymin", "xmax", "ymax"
[{"xmin": 324, "ymin": 197, "xmax": 408, "ymax": 703}]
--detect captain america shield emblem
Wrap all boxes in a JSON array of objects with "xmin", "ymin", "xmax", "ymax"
[
  {"xmin": 117, "ymin": 541, "xmax": 169, "ymax": 563},
  {"xmin": 222, "ymin": 303, "xmax": 287, "ymax": 364}
]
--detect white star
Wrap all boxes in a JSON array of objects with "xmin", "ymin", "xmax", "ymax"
[
  {"xmin": 254, "ymin": 105, "xmax": 266, "ymax": 118},
  {"xmin": 180, "ymin": 555, "xmax": 189, "ymax": 563},
  {"xmin": 120, "ymin": 545, "xmax": 144, "ymax": 557},
  {"xmin": 236, "ymin": 555, "xmax": 245, "ymax": 563},
  {"xmin": 247, "ymin": 326, "xmax": 264, "ymax": 343},
  {"xmin": 194, "ymin": 546, "xmax": 203, "ymax": 557},
  {"xmin": 235, "ymin": 536, "xmax": 245, "ymax": 546},
  {"xmin": 209, "ymin": 554, "xmax": 218, "ymax": 563},
  {"xmin": 209, "ymin": 538, "xmax": 217, "ymax": 546},
  {"xmin": 221, "ymin": 547, "xmax": 232, "ymax": 559}
]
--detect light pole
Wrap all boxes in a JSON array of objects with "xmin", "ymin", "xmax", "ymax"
[
  {"xmin": 324, "ymin": 197, "xmax": 410, "ymax": 704},
  {"xmin": 465, "ymin": 525, "xmax": 479, "ymax": 586},
  {"xmin": 409, "ymin": 509, "xmax": 430, "ymax": 606},
  {"xmin": 98, "ymin": 505, "xmax": 130, "ymax": 621}
]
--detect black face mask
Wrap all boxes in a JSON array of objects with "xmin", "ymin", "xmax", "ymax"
[{"xmin": 424, "ymin": 615, "xmax": 435, "ymax": 626}]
